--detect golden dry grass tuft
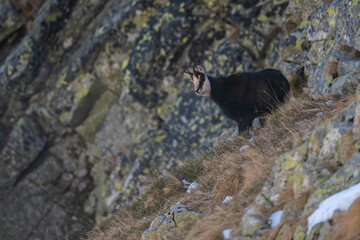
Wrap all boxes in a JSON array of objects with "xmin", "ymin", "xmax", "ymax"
[
  {"xmin": 87, "ymin": 209, "xmax": 148, "ymax": 240},
  {"xmin": 87, "ymin": 173, "xmax": 186, "ymax": 240},
  {"xmin": 86, "ymin": 92, "xmax": 355, "ymax": 240},
  {"xmin": 330, "ymin": 198, "xmax": 360, "ymax": 240},
  {"xmin": 143, "ymin": 171, "xmax": 184, "ymax": 208}
]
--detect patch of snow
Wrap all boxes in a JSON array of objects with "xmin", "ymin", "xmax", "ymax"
[
  {"xmin": 307, "ymin": 182, "xmax": 360, "ymax": 234},
  {"xmin": 269, "ymin": 210, "xmax": 283, "ymax": 228},
  {"xmin": 222, "ymin": 229, "xmax": 232, "ymax": 239},
  {"xmin": 239, "ymin": 145, "xmax": 250, "ymax": 152},
  {"xmin": 324, "ymin": 100, "xmax": 336, "ymax": 105},
  {"xmin": 183, "ymin": 179, "xmax": 199, "ymax": 193},
  {"xmin": 315, "ymin": 112, "xmax": 323, "ymax": 117},
  {"xmin": 186, "ymin": 182, "xmax": 199, "ymax": 193},
  {"xmin": 222, "ymin": 196, "xmax": 233, "ymax": 204},
  {"xmin": 182, "ymin": 178, "xmax": 191, "ymax": 188},
  {"xmin": 248, "ymin": 137, "xmax": 254, "ymax": 142}
]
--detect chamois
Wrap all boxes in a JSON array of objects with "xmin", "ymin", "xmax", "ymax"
[{"xmin": 184, "ymin": 64, "xmax": 290, "ymax": 133}]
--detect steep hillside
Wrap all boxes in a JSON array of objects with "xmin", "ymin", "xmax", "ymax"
[
  {"xmin": 87, "ymin": 0, "xmax": 360, "ymax": 239},
  {"xmin": 87, "ymin": 92, "xmax": 359, "ymax": 240}
]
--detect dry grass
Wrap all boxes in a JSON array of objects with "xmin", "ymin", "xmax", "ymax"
[
  {"xmin": 87, "ymin": 172, "xmax": 186, "ymax": 240},
  {"xmin": 330, "ymin": 198, "xmax": 360, "ymax": 240},
  {"xmin": 338, "ymin": 126, "xmax": 359, "ymax": 166},
  {"xmin": 143, "ymin": 171, "xmax": 184, "ymax": 208},
  {"xmin": 87, "ymin": 210, "xmax": 148, "ymax": 240},
  {"xmin": 86, "ymin": 92, "xmax": 355, "ymax": 240}
]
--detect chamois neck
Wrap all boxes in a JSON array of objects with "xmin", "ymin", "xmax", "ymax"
[{"xmin": 207, "ymin": 75, "xmax": 225, "ymax": 101}]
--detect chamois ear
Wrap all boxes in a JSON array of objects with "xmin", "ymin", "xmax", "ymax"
[
  {"xmin": 195, "ymin": 64, "xmax": 206, "ymax": 74},
  {"xmin": 184, "ymin": 68, "xmax": 192, "ymax": 79}
]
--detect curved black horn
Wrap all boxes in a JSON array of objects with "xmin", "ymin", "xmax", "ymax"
[{"xmin": 185, "ymin": 68, "xmax": 192, "ymax": 74}]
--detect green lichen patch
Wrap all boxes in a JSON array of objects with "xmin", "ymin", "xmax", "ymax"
[
  {"xmin": 76, "ymin": 90, "xmax": 118, "ymax": 142},
  {"xmin": 58, "ymin": 73, "xmax": 106, "ymax": 127}
]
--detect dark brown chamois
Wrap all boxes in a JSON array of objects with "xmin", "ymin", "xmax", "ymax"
[{"xmin": 184, "ymin": 64, "xmax": 290, "ymax": 133}]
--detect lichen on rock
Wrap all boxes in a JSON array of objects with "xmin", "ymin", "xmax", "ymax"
[{"xmin": 141, "ymin": 203, "xmax": 199, "ymax": 240}]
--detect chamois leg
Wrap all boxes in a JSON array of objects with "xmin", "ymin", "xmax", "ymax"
[
  {"xmin": 237, "ymin": 124, "xmax": 247, "ymax": 134},
  {"xmin": 237, "ymin": 116, "xmax": 254, "ymax": 134}
]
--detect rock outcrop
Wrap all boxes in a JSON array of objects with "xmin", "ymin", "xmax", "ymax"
[
  {"xmin": 241, "ymin": 97, "xmax": 360, "ymax": 238},
  {"xmin": 141, "ymin": 204, "xmax": 199, "ymax": 240}
]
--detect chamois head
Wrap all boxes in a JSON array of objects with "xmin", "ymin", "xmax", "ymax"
[{"xmin": 184, "ymin": 64, "xmax": 211, "ymax": 97}]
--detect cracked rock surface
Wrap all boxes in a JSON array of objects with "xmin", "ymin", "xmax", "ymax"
[{"xmin": 0, "ymin": 0, "xmax": 290, "ymax": 239}]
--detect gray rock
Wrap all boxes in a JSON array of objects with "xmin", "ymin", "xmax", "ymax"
[
  {"xmin": 141, "ymin": 203, "xmax": 199, "ymax": 240},
  {"xmin": 293, "ymin": 224, "xmax": 307, "ymax": 240},
  {"xmin": 149, "ymin": 215, "xmax": 166, "ymax": 230},
  {"xmin": 242, "ymin": 213, "xmax": 269, "ymax": 236},
  {"xmin": 0, "ymin": 116, "xmax": 46, "ymax": 189},
  {"xmin": 304, "ymin": 152, "xmax": 360, "ymax": 217}
]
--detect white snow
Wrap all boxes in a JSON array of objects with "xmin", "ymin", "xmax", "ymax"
[
  {"xmin": 307, "ymin": 182, "xmax": 360, "ymax": 234},
  {"xmin": 182, "ymin": 178, "xmax": 191, "ymax": 188},
  {"xmin": 182, "ymin": 179, "xmax": 199, "ymax": 193},
  {"xmin": 222, "ymin": 196, "xmax": 233, "ymax": 204},
  {"xmin": 269, "ymin": 210, "xmax": 283, "ymax": 228},
  {"xmin": 248, "ymin": 137, "xmax": 254, "ymax": 142},
  {"xmin": 222, "ymin": 229, "xmax": 232, "ymax": 239},
  {"xmin": 239, "ymin": 145, "xmax": 250, "ymax": 152},
  {"xmin": 324, "ymin": 100, "xmax": 336, "ymax": 105},
  {"xmin": 186, "ymin": 181, "xmax": 199, "ymax": 193},
  {"xmin": 315, "ymin": 112, "xmax": 323, "ymax": 117}
]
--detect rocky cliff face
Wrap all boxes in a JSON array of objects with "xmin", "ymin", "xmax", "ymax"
[
  {"xmin": 0, "ymin": 0, "xmax": 290, "ymax": 239},
  {"xmin": 1, "ymin": 0, "xmax": 359, "ymax": 239}
]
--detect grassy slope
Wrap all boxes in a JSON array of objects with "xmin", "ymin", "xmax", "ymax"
[{"xmin": 86, "ymin": 92, "xmax": 356, "ymax": 240}]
